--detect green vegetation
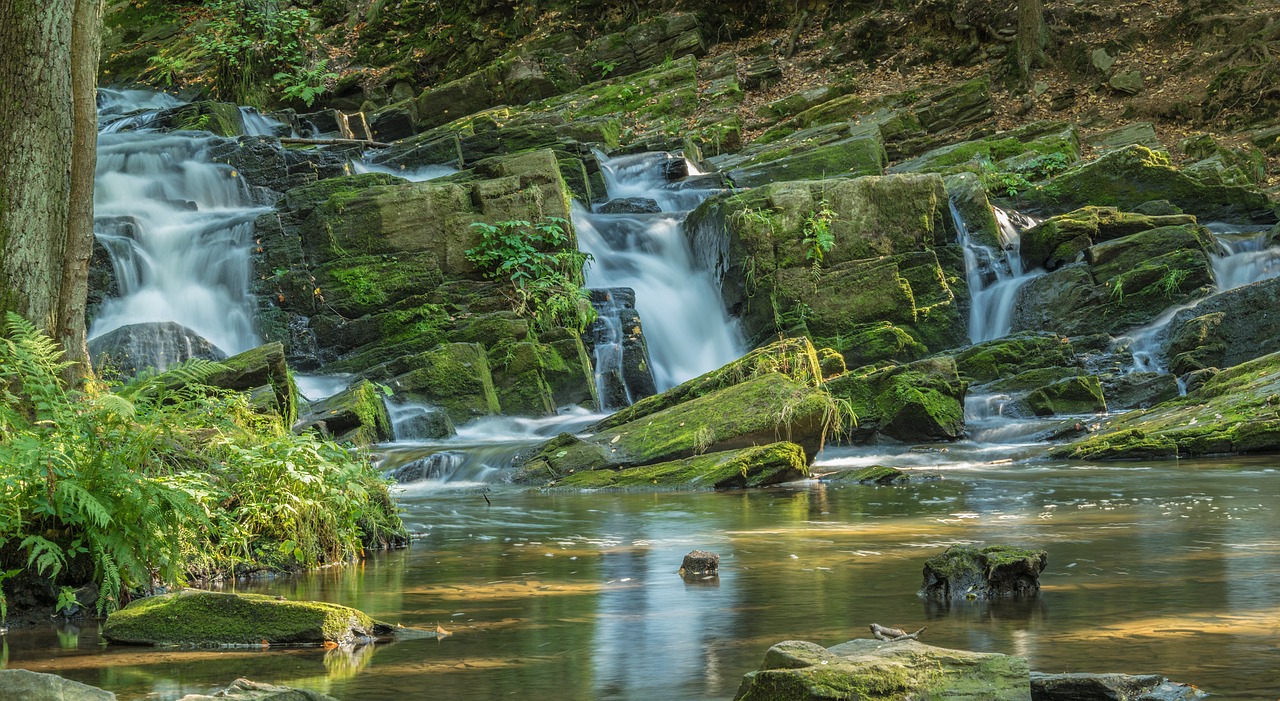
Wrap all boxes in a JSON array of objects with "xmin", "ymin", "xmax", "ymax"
[
  {"xmin": 0, "ymin": 314, "xmax": 403, "ymax": 619},
  {"xmin": 802, "ymin": 199, "xmax": 836, "ymax": 265},
  {"xmin": 465, "ymin": 217, "xmax": 596, "ymax": 334},
  {"xmin": 191, "ymin": 0, "xmax": 321, "ymax": 104}
]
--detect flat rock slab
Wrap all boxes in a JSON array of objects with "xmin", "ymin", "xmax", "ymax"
[
  {"xmin": 735, "ymin": 638, "xmax": 1030, "ymax": 701},
  {"xmin": 0, "ymin": 670, "xmax": 116, "ymax": 701},
  {"xmin": 177, "ymin": 678, "xmax": 339, "ymax": 701},
  {"xmin": 102, "ymin": 589, "xmax": 432, "ymax": 647},
  {"xmin": 1031, "ymin": 672, "xmax": 1208, "ymax": 701}
]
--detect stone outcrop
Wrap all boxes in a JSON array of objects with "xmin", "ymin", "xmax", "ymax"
[
  {"xmin": 920, "ymin": 545, "xmax": 1048, "ymax": 600},
  {"xmin": 1019, "ymin": 206, "xmax": 1198, "ymax": 272},
  {"xmin": 550, "ymin": 442, "xmax": 809, "ymax": 490},
  {"xmin": 733, "ymin": 639, "xmax": 1030, "ymax": 701},
  {"xmin": 89, "ymin": 321, "xmax": 226, "ymax": 376},
  {"xmin": 825, "ymin": 357, "xmax": 967, "ymax": 442},
  {"xmin": 0, "ymin": 670, "xmax": 115, "ymax": 701},
  {"xmin": 295, "ymin": 379, "xmax": 393, "ymax": 447},
  {"xmin": 1165, "ymin": 277, "xmax": 1280, "ymax": 376}
]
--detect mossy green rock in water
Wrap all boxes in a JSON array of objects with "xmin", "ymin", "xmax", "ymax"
[
  {"xmin": 1166, "ymin": 277, "xmax": 1280, "ymax": 376},
  {"xmin": 920, "ymin": 545, "xmax": 1048, "ymax": 600},
  {"xmin": 102, "ymin": 590, "xmax": 409, "ymax": 647},
  {"xmin": 1019, "ymin": 206, "xmax": 1197, "ymax": 271},
  {"xmin": 1018, "ymin": 375, "xmax": 1107, "ymax": 416},
  {"xmin": 954, "ymin": 333, "xmax": 1078, "ymax": 383},
  {"xmin": 552, "ymin": 442, "xmax": 808, "ymax": 490},
  {"xmin": 0, "ymin": 670, "xmax": 116, "ymax": 701},
  {"xmin": 171, "ymin": 678, "xmax": 340, "ymax": 701},
  {"xmin": 369, "ymin": 343, "xmax": 501, "ymax": 424},
  {"xmin": 1020, "ymin": 145, "xmax": 1272, "ymax": 223},
  {"xmin": 826, "ymin": 357, "xmax": 966, "ymax": 443},
  {"xmin": 733, "ymin": 639, "xmax": 1030, "ymax": 701},
  {"xmin": 823, "ymin": 465, "xmax": 942, "ymax": 485},
  {"xmin": 1051, "ymin": 350, "xmax": 1280, "ymax": 460},
  {"xmin": 295, "ymin": 379, "xmax": 392, "ymax": 447}
]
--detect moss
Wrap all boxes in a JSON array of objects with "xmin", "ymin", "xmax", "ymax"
[
  {"xmin": 551, "ymin": 442, "xmax": 808, "ymax": 490},
  {"xmin": 489, "ymin": 341, "xmax": 557, "ymax": 416},
  {"xmin": 102, "ymin": 590, "xmax": 391, "ymax": 647},
  {"xmin": 297, "ymin": 379, "xmax": 393, "ymax": 447},
  {"xmin": 314, "ymin": 255, "xmax": 445, "ymax": 318},
  {"xmin": 730, "ymin": 136, "xmax": 887, "ymax": 188},
  {"xmin": 824, "ymin": 465, "xmax": 918, "ymax": 485},
  {"xmin": 826, "ymin": 357, "xmax": 966, "ymax": 442},
  {"xmin": 954, "ymin": 333, "xmax": 1076, "ymax": 383},
  {"xmin": 985, "ymin": 366, "xmax": 1082, "ymax": 392},
  {"xmin": 820, "ymin": 322, "xmax": 929, "ymax": 369},
  {"xmin": 380, "ymin": 342, "xmax": 501, "ymax": 423}
]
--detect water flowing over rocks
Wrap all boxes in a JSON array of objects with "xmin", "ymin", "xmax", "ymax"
[{"xmin": 88, "ymin": 321, "xmax": 226, "ymax": 376}]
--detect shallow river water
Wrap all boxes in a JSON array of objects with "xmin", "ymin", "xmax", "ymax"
[{"xmin": 5, "ymin": 449, "xmax": 1280, "ymax": 700}]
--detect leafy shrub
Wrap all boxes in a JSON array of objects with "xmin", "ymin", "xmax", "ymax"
[
  {"xmin": 0, "ymin": 313, "xmax": 403, "ymax": 618},
  {"xmin": 465, "ymin": 217, "xmax": 596, "ymax": 334},
  {"xmin": 802, "ymin": 199, "xmax": 837, "ymax": 265},
  {"xmin": 194, "ymin": 0, "xmax": 316, "ymax": 104}
]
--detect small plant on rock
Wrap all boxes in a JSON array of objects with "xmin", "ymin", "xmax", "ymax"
[{"xmin": 802, "ymin": 199, "xmax": 837, "ymax": 266}]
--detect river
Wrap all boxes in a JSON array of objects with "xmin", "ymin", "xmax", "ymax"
[{"xmin": 5, "ymin": 449, "xmax": 1279, "ymax": 700}]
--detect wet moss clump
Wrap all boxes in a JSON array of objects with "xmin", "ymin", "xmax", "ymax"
[{"xmin": 103, "ymin": 590, "xmax": 393, "ymax": 647}]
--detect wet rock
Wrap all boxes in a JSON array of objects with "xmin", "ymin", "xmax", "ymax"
[
  {"xmin": 1020, "ymin": 206, "xmax": 1197, "ymax": 272},
  {"xmin": 680, "ymin": 550, "xmax": 720, "ymax": 576},
  {"xmin": 367, "ymin": 102, "xmax": 418, "ymax": 142},
  {"xmin": 1030, "ymin": 672, "xmax": 1208, "ymax": 701},
  {"xmin": 89, "ymin": 321, "xmax": 226, "ymax": 376},
  {"xmin": 295, "ymin": 379, "xmax": 393, "ymax": 447},
  {"xmin": 1013, "ymin": 375, "xmax": 1107, "ymax": 416},
  {"xmin": 597, "ymin": 197, "xmax": 661, "ymax": 214},
  {"xmin": 945, "ymin": 172, "xmax": 1002, "ymax": 250},
  {"xmin": 395, "ymin": 409, "xmax": 456, "ymax": 440},
  {"xmin": 0, "ymin": 670, "xmax": 115, "ymax": 701},
  {"xmin": 1103, "ymin": 372, "xmax": 1180, "ymax": 410},
  {"xmin": 366, "ymin": 343, "xmax": 500, "ymax": 425},
  {"xmin": 391, "ymin": 452, "xmax": 464, "ymax": 483},
  {"xmin": 733, "ymin": 638, "xmax": 1030, "ymax": 701},
  {"xmin": 587, "ymin": 287, "xmax": 658, "ymax": 409},
  {"xmin": 102, "ymin": 589, "xmax": 426, "ymax": 647},
  {"xmin": 956, "ymin": 333, "xmax": 1079, "ymax": 383},
  {"xmin": 551, "ymin": 442, "xmax": 809, "ymax": 490},
  {"xmin": 920, "ymin": 544, "xmax": 1048, "ymax": 600},
  {"xmin": 1166, "ymin": 277, "xmax": 1280, "ymax": 376},
  {"xmin": 823, "ymin": 465, "xmax": 942, "ymax": 485},
  {"xmin": 1019, "ymin": 145, "xmax": 1272, "ymax": 223},
  {"xmin": 176, "ymin": 678, "xmax": 340, "ymax": 701},
  {"xmin": 207, "ymin": 136, "xmax": 348, "ymax": 195},
  {"xmin": 1052, "ymin": 350, "xmax": 1280, "ymax": 460},
  {"xmin": 825, "ymin": 357, "xmax": 967, "ymax": 443}
]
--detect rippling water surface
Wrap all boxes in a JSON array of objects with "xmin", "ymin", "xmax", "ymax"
[{"xmin": 5, "ymin": 454, "xmax": 1280, "ymax": 700}]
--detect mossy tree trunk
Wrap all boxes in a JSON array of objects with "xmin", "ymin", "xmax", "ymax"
[
  {"xmin": 1014, "ymin": 0, "xmax": 1049, "ymax": 87},
  {"xmin": 0, "ymin": 0, "xmax": 100, "ymax": 380}
]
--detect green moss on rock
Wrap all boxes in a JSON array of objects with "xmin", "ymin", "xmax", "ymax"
[
  {"xmin": 102, "ymin": 590, "xmax": 398, "ymax": 647},
  {"xmin": 1020, "ymin": 375, "xmax": 1107, "ymax": 416},
  {"xmin": 552, "ymin": 442, "xmax": 808, "ymax": 490},
  {"xmin": 295, "ymin": 379, "xmax": 393, "ymax": 447},
  {"xmin": 825, "ymin": 356, "xmax": 966, "ymax": 442}
]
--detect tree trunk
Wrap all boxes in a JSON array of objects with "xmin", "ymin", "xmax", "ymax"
[
  {"xmin": 57, "ymin": 0, "xmax": 103, "ymax": 381},
  {"xmin": 1015, "ymin": 0, "xmax": 1049, "ymax": 86},
  {"xmin": 0, "ymin": 0, "xmax": 99, "ymax": 380}
]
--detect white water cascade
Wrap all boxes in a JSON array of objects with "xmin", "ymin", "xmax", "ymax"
[
  {"xmin": 90, "ymin": 92, "xmax": 268, "ymax": 356},
  {"xmin": 574, "ymin": 153, "xmax": 743, "ymax": 391},
  {"xmin": 954, "ymin": 203, "xmax": 1044, "ymax": 344}
]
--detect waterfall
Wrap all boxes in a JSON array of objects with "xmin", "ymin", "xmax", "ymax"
[
  {"xmin": 90, "ymin": 92, "xmax": 268, "ymax": 356},
  {"xmin": 351, "ymin": 160, "xmax": 458, "ymax": 182},
  {"xmin": 237, "ymin": 106, "xmax": 285, "ymax": 137},
  {"xmin": 954, "ymin": 203, "xmax": 1044, "ymax": 344},
  {"xmin": 573, "ymin": 152, "xmax": 743, "ymax": 392},
  {"xmin": 1207, "ymin": 223, "xmax": 1280, "ymax": 292}
]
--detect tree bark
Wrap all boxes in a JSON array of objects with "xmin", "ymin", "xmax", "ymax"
[
  {"xmin": 57, "ymin": 0, "xmax": 103, "ymax": 381},
  {"xmin": 1015, "ymin": 0, "xmax": 1049, "ymax": 87},
  {"xmin": 0, "ymin": 0, "xmax": 99, "ymax": 379}
]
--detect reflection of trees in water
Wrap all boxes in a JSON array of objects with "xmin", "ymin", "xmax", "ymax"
[{"xmin": 324, "ymin": 643, "xmax": 376, "ymax": 679}]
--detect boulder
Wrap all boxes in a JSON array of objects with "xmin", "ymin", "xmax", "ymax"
[
  {"xmin": 295, "ymin": 379, "xmax": 393, "ymax": 446},
  {"xmin": 920, "ymin": 545, "xmax": 1048, "ymax": 600},
  {"xmin": 1051, "ymin": 350, "xmax": 1280, "ymax": 460},
  {"xmin": 680, "ymin": 550, "xmax": 720, "ymax": 576},
  {"xmin": 945, "ymin": 172, "xmax": 1002, "ymax": 250},
  {"xmin": 1101, "ymin": 372, "xmax": 1180, "ymax": 410},
  {"xmin": 1014, "ymin": 375, "xmax": 1107, "ymax": 416},
  {"xmin": 1020, "ymin": 145, "xmax": 1272, "ymax": 223},
  {"xmin": 1019, "ymin": 206, "xmax": 1197, "ymax": 272},
  {"xmin": 205, "ymin": 342, "xmax": 296, "ymax": 423},
  {"xmin": 89, "ymin": 321, "xmax": 226, "ymax": 376},
  {"xmin": 1031, "ymin": 672, "xmax": 1208, "ymax": 701},
  {"xmin": 825, "ymin": 357, "xmax": 967, "ymax": 442},
  {"xmin": 823, "ymin": 465, "xmax": 942, "ymax": 485},
  {"xmin": 733, "ymin": 638, "xmax": 1029, "ymax": 701},
  {"xmin": 587, "ymin": 288, "xmax": 658, "ymax": 410},
  {"xmin": 101, "ymin": 589, "xmax": 425, "ymax": 647},
  {"xmin": 176, "ymin": 678, "xmax": 340, "ymax": 701},
  {"xmin": 367, "ymin": 343, "xmax": 500, "ymax": 425},
  {"xmin": 390, "ymin": 452, "xmax": 464, "ymax": 483},
  {"xmin": 0, "ymin": 670, "xmax": 115, "ymax": 701},
  {"xmin": 551, "ymin": 442, "xmax": 809, "ymax": 490},
  {"xmin": 955, "ymin": 333, "xmax": 1079, "ymax": 384},
  {"xmin": 1166, "ymin": 277, "xmax": 1280, "ymax": 376},
  {"xmin": 597, "ymin": 197, "xmax": 661, "ymax": 214},
  {"xmin": 395, "ymin": 409, "xmax": 456, "ymax": 440}
]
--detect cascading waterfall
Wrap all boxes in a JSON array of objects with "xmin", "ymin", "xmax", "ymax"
[
  {"xmin": 90, "ymin": 92, "xmax": 268, "ymax": 357},
  {"xmin": 351, "ymin": 160, "xmax": 458, "ymax": 182},
  {"xmin": 238, "ymin": 106, "xmax": 284, "ymax": 137},
  {"xmin": 954, "ymin": 203, "xmax": 1044, "ymax": 344},
  {"xmin": 574, "ymin": 152, "xmax": 743, "ymax": 392}
]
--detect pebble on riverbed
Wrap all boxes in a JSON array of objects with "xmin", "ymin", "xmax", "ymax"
[{"xmin": 679, "ymin": 550, "xmax": 720, "ymax": 579}]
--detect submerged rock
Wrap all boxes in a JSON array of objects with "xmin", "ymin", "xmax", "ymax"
[
  {"xmin": 176, "ymin": 678, "xmax": 340, "ymax": 701},
  {"xmin": 823, "ymin": 465, "xmax": 942, "ymax": 485},
  {"xmin": 920, "ymin": 545, "xmax": 1048, "ymax": 600},
  {"xmin": 102, "ymin": 589, "xmax": 428, "ymax": 647},
  {"xmin": 549, "ymin": 442, "xmax": 809, "ymax": 490},
  {"xmin": 1031, "ymin": 672, "xmax": 1208, "ymax": 701},
  {"xmin": 0, "ymin": 670, "xmax": 115, "ymax": 701},
  {"xmin": 679, "ymin": 550, "xmax": 720, "ymax": 577},
  {"xmin": 733, "ymin": 638, "xmax": 1030, "ymax": 701}
]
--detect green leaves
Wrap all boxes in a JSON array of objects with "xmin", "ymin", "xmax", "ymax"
[{"xmin": 465, "ymin": 217, "xmax": 597, "ymax": 334}]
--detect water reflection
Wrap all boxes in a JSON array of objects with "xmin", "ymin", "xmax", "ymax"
[{"xmin": 3, "ymin": 460, "xmax": 1279, "ymax": 699}]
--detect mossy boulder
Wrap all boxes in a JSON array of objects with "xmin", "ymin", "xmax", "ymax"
[
  {"xmin": 1102, "ymin": 372, "xmax": 1180, "ymax": 410},
  {"xmin": 825, "ymin": 357, "xmax": 966, "ymax": 443},
  {"xmin": 1014, "ymin": 375, "xmax": 1107, "ymax": 416},
  {"xmin": 733, "ymin": 638, "xmax": 1030, "ymax": 701},
  {"xmin": 944, "ymin": 172, "xmax": 1001, "ymax": 250},
  {"xmin": 889, "ymin": 121, "xmax": 1080, "ymax": 176},
  {"xmin": 1011, "ymin": 225, "xmax": 1216, "ymax": 337},
  {"xmin": 1019, "ymin": 206, "xmax": 1198, "ymax": 272},
  {"xmin": 1050, "ymin": 350, "xmax": 1280, "ymax": 460},
  {"xmin": 1020, "ymin": 145, "xmax": 1273, "ymax": 223},
  {"xmin": 954, "ymin": 333, "xmax": 1078, "ymax": 384},
  {"xmin": 295, "ymin": 379, "xmax": 393, "ymax": 446},
  {"xmin": 488, "ymin": 341, "xmax": 557, "ymax": 417},
  {"xmin": 920, "ymin": 545, "xmax": 1048, "ymax": 600},
  {"xmin": 205, "ymin": 342, "xmax": 296, "ymax": 424},
  {"xmin": 727, "ymin": 136, "xmax": 887, "ymax": 188},
  {"xmin": 551, "ymin": 442, "xmax": 808, "ymax": 490},
  {"xmin": 173, "ymin": 678, "xmax": 341, "ymax": 701},
  {"xmin": 1166, "ymin": 277, "xmax": 1280, "ymax": 376},
  {"xmin": 368, "ymin": 343, "xmax": 501, "ymax": 425},
  {"xmin": 102, "ymin": 590, "xmax": 412, "ymax": 647}
]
